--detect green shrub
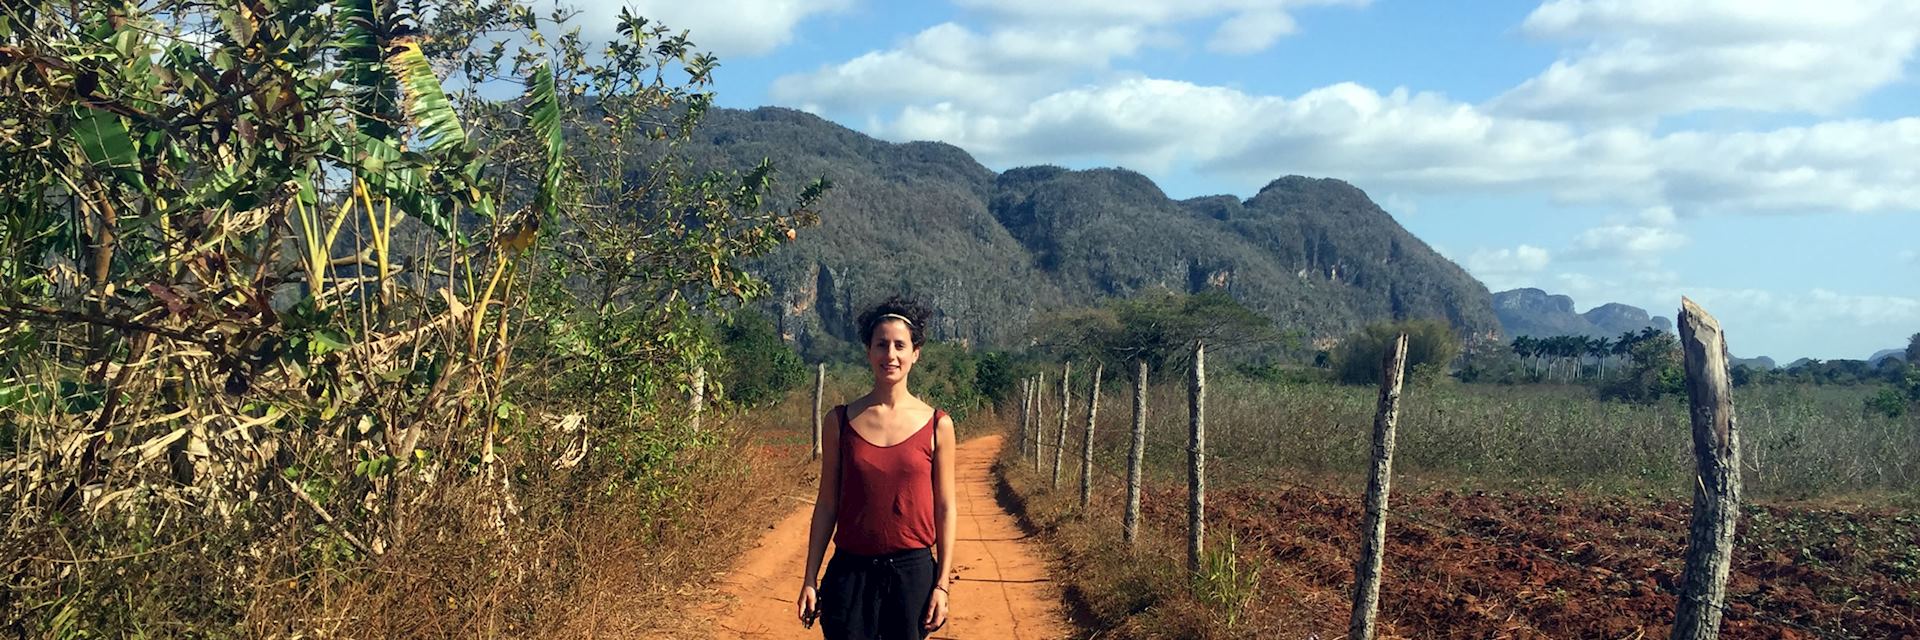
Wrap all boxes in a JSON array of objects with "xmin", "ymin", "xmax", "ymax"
[
  {"xmin": 913, "ymin": 342, "xmax": 988, "ymax": 418},
  {"xmin": 1601, "ymin": 331, "xmax": 1684, "ymax": 403},
  {"xmin": 718, "ymin": 311, "xmax": 806, "ymax": 407},
  {"xmin": 1865, "ymin": 387, "xmax": 1909, "ymax": 419},
  {"xmin": 1330, "ymin": 318, "xmax": 1460, "ymax": 385},
  {"xmin": 974, "ymin": 350, "xmax": 1019, "ymax": 403}
]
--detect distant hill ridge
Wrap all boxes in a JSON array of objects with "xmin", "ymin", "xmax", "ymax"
[
  {"xmin": 683, "ymin": 107, "xmax": 1502, "ymax": 356},
  {"xmin": 1491, "ymin": 288, "xmax": 1673, "ymax": 340}
]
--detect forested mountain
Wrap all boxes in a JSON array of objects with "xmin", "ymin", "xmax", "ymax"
[
  {"xmin": 1868, "ymin": 348, "xmax": 1907, "ymax": 366},
  {"xmin": 1492, "ymin": 288, "xmax": 1672, "ymax": 340},
  {"xmin": 688, "ymin": 107, "xmax": 1501, "ymax": 357}
]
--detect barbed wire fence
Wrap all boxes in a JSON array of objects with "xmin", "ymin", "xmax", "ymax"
[
  {"xmin": 1025, "ymin": 407, "xmax": 1859, "ymax": 640},
  {"xmin": 1006, "ymin": 299, "xmax": 1873, "ymax": 638}
]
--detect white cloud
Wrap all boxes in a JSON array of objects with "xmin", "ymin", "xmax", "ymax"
[
  {"xmin": 952, "ymin": 0, "xmax": 1365, "ymax": 26},
  {"xmin": 1569, "ymin": 224, "xmax": 1687, "ymax": 258},
  {"xmin": 771, "ymin": 0, "xmax": 1920, "ymax": 220},
  {"xmin": 1208, "ymin": 11, "xmax": 1299, "ymax": 54},
  {"xmin": 1568, "ymin": 205, "xmax": 1687, "ymax": 260},
  {"xmin": 1463, "ymin": 245, "xmax": 1552, "ymax": 291},
  {"xmin": 1679, "ymin": 287, "xmax": 1920, "ymax": 358},
  {"xmin": 770, "ymin": 23, "xmax": 1154, "ymax": 114},
  {"xmin": 871, "ymin": 76, "xmax": 1920, "ymax": 216},
  {"xmin": 1381, "ymin": 193, "xmax": 1418, "ymax": 216},
  {"xmin": 1635, "ymin": 205, "xmax": 1676, "ymax": 226},
  {"xmin": 1806, "ymin": 288, "xmax": 1920, "ymax": 326},
  {"xmin": 772, "ymin": 1, "xmax": 1369, "ymax": 114},
  {"xmin": 1494, "ymin": 0, "xmax": 1920, "ymax": 121},
  {"xmin": 1548, "ymin": 272, "xmax": 1920, "ymax": 359},
  {"xmin": 883, "ymin": 78, "xmax": 1270, "ymax": 171},
  {"xmin": 559, "ymin": 0, "xmax": 851, "ymax": 57}
]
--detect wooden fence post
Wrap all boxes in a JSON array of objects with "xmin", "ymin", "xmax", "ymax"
[
  {"xmin": 812, "ymin": 363, "xmax": 824, "ymax": 459},
  {"xmin": 1187, "ymin": 342, "xmax": 1206, "ymax": 576},
  {"xmin": 690, "ymin": 364, "xmax": 706, "ymax": 431},
  {"xmin": 1018, "ymin": 376, "xmax": 1032, "ymax": 458},
  {"xmin": 1054, "ymin": 362, "xmax": 1072, "ymax": 489},
  {"xmin": 1348, "ymin": 333, "xmax": 1408, "ymax": 640},
  {"xmin": 1080, "ymin": 361, "xmax": 1103, "ymax": 509},
  {"xmin": 1034, "ymin": 373, "xmax": 1046, "ymax": 474},
  {"xmin": 1125, "ymin": 357, "xmax": 1147, "ymax": 546},
  {"xmin": 1670, "ymin": 298, "xmax": 1743, "ymax": 640}
]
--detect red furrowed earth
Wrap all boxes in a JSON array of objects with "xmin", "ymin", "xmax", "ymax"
[{"xmin": 1142, "ymin": 484, "xmax": 1920, "ymax": 639}]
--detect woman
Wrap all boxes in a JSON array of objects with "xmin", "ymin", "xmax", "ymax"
[{"xmin": 796, "ymin": 297, "xmax": 957, "ymax": 639}]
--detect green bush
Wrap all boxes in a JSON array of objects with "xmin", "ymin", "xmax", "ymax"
[
  {"xmin": 1864, "ymin": 388, "xmax": 1908, "ymax": 418},
  {"xmin": 973, "ymin": 350, "xmax": 1019, "ymax": 403},
  {"xmin": 1330, "ymin": 318, "xmax": 1460, "ymax": 385},
  {"xmin": 1601, "ymin": 331, "xmax": 1684, "ymax": 403},
  {"xmin": 913, "ymin": 342, "xmax": 988, "ymax": 418},
  {"xmin": 718, "ymin": 311, "xmax": 806, "ymax": 407}
]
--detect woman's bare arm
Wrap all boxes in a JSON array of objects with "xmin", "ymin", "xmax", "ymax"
[
  {"xmin": 927, "ymin": 413, "xmax": 959, "ymax": 628},
  {"xmin": 802, "ymin": 408, "xmax": 843, "ymax": 589}
]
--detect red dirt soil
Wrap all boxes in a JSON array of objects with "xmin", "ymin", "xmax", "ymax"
[{"xmin": 1142, "ymin": 484, "xmax": 1919, "ymax": 639}]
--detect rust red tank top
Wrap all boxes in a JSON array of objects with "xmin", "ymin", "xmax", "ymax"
[{"xmin": 833, "ymin": 405, "xmax": 942, "ymax": 556}]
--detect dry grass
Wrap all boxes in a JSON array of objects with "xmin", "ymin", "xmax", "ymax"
[
  {"xmin": 995, "ymin": 370, "xmax": 1920, "ymax": 639},
  {"xmin": 210, "ymin": 398, "xmax": 820, "ymax": 639},
  {"xmin": 996, "ymin": 446, "xmax": 1340, "ymax": 640}
]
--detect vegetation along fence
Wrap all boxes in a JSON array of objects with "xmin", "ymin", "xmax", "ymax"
[{"xmin": 1006, "ymin": 298, "xmax": 1885, "ymax": 640}]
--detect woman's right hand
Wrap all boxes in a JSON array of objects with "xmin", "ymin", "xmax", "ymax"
[{"xmin": 797, "ymin": 584, "xmax": 819, "ymax": 627}]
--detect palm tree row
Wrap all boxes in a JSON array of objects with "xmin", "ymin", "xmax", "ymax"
[{"xmin": 1509, "ymin": 327, "xmax": 1667, "ymax": 382}]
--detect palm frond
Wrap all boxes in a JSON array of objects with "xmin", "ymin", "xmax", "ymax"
[
  {"xmin": 333, "ymin": 0, "xmax": 398, "ymax": 139},
  {"xmin": 384, "ymin": 40, "xmax": 468, "ymax": 155},
  {"xmin": 524, "ymin": 62, "xmax": 564, "ymax": 220}
]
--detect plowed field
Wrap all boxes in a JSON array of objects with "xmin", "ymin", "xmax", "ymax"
[{"xmin": 1143, "ymin": 484, "xmax": 1920, "ymax": 639}]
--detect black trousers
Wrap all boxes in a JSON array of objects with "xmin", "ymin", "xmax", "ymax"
[{"xmin": 819, "ymin": 546, "xmax": 937, "ymax": 640}]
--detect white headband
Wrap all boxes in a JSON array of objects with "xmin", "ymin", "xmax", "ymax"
[{"xmin": 877, "ymin": 313, "xmax": 914, "ymax": 327}]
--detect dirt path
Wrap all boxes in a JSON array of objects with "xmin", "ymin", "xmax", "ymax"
[{"xmin": 690, "ymin": 434, "xmax": 1070, "ymax": 639}]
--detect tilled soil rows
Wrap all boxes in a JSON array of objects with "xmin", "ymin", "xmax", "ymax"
[{"xmin": 1142, "ymin": 484, "xmax": 1920, "ymax": 639}]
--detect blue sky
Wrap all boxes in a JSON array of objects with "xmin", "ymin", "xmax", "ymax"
[{"xmin": 579, "ymin": 0, "xmax": 1920, "ymax": 361}]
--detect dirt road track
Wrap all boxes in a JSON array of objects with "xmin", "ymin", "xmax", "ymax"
[{"xmin": 690, "ymin": 434, "xmax": 1070, "ymax": 639}]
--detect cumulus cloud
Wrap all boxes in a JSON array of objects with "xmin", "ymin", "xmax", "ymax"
[
  {"xmin": 770, "ymin": 0, "xmax": 1920, "ymax": 219},
  {"xmin": 952, "ymin": 0, "xmax": 1366, "ymax": 26},
  {"xmin": 1208, "ymin": 10, "xmax": 1299, "ymax": 54},
  {"xmin": 1567, "ymin": 206, "xmax": 1688, "ymax": 260},
  {"xmin": 873, "ymin": 76, "xmax": 1920, "ymax": 215},
  {"xmin": 771, "ymin": 23, "xmax": 1153, "ymax": 114},
  {"xmin": 1462, "ymin": 245, "xmax": 1552, "ymax": 291},
  {"xmin": 1570, "ymin": 224, "xmax": 1687, "ymax": 257},
  {"xmin": 772, "ymin": 1, "xmax": 1369, "ymax": 115},
  {"xmin": 1493, "ymin": 0, "xmax": 1920, "ymax": 121},
  {"xmin": 1544, "ymin": 272, "xmax": 1920, "ymax": 359},
  {"xmin": 558, "ymin": 0, "xmax": 851, "ymax": 57}
]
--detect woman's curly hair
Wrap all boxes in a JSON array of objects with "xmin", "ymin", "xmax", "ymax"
[{"xmin": 856, "ymin": 296, "xmax": 934, "ymax": 348}]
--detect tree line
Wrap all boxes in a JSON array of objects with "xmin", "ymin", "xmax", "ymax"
[{"xmin": 1, "ymin": 3, "xmax": 822, "ymax": 633}]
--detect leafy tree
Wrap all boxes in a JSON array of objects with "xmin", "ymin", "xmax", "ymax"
[
  {"xmin": 1908, "ymin": 332, "xmax": 1920, "ymax": 366},
  {"xmin": 717, "ymin": 310, "xmax": 805, "ymax": 407},
  {"xmin": 1588, "ymin": 336, "xmax": 1614, "ymax": 378},
  {"xmin": 914, "ymin": 342, "xmax": 987, "ymax": 418},
  {"xmin": 974, "ymin": 350, "xmax": 1019, "ymax": 403},
  {"xmin": 1603, "ymin": 329, "xmax": 1683, "ymax": 402},
  {"xmin": 1034, "ymin": 289, "xmax": 1277, "ymax": 373},
  {"xmin": 1510, "ymin": 336, "xmax": 1539, "ymax": 378},
  {"xmin": 1331, "ymin": 318, "xmax": 1460, "ymax": 386}
]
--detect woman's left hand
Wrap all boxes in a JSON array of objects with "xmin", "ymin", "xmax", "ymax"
[{"xmin": 922, "ymin": 586, "xmax": 949, "ymax": 632}]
